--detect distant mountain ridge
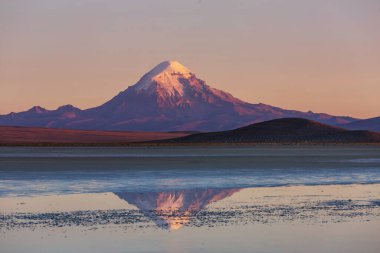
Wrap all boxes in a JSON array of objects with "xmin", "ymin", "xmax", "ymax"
[
  {"xmin": 0, "ymin": 60, "xmax": 359, "ymax": 131},
  {"xmin": 343, "ymin": 116, "xmax": 380, "ymax": 132},
  {"xmin": 165, "ymin": 118, "xmax": 380, "ymax": 143}
]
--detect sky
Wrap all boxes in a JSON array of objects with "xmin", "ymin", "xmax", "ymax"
[{"xmin": 1, "ymin": 0, "xmax": 379, "ymax": 119}]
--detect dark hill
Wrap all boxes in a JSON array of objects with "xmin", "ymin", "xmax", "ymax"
[{"xmin": 165, "ymin": 118, "xmax": 380, "ymax": 144}]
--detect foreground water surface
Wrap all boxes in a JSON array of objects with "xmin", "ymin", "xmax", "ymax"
[
  {"xmin": 1, "ymin": 146, "xmax": 380, "ymax": 196},
  {"xmin": 1, "ymin": 146, "xmax": 380, "ymax": 253}
]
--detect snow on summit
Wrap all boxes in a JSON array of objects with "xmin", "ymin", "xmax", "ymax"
[
  {"xmin": 145, "ymin": 60, "xmax": 192, "ymax": 78},
  {"xmin": 133, "ymin": 60, "xmax": 193, "ymax": 96}
]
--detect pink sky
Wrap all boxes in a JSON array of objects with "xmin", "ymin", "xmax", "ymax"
[{"xmin": 1, "ymin": 0, "xmax": 379, "ymax": 118}]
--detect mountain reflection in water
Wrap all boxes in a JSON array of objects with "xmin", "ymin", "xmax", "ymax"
[{"xmin": 115, "ymin": 188, "xmax": 240, "ymax": 230}]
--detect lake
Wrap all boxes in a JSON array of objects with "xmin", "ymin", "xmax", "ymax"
[{"xmin": 1, "ymin": 146, "xmax": 380, "ymax": 252}]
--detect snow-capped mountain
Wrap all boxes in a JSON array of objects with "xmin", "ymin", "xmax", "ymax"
[{"xmin": 0, "ymin": 60, "xmax": 357, "ymax": 131}]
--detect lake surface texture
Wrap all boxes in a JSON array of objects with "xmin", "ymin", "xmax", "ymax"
[{"xmin": 1, "ymin": 146, "xmax": 380, "ymax": 253}]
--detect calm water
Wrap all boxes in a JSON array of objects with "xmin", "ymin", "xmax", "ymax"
[
  {"xmin": 1, "ymin": 146, "xmax": 380, "ymax": 196},
  {"xmin": 1, "ymin": 146, "xmax": 380, "ymax": 253}
]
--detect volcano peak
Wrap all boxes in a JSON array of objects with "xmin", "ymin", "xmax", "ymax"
[
  {"xmin": 151, "ymin": 60, "xmax": 191, "ymax": 75},
  {"xmin": 133, "ymin": 60, "xmax": 193, "ymax": 96}
]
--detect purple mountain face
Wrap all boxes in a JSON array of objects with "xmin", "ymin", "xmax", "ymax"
[
  {"xmin": 0, "ymin": 61, "xmax": 358, "ymax": 131},
  {"xmin": 343, "ymin": 117, "xmax": 380, "ymax": 132}
]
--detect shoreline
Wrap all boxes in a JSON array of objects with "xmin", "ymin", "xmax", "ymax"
[
  {"xmin": 2, "ymin": 142, "xmax": 380, "ymax": 147},
  {"xmin": 1, "ymin": 182, "xmax": 380, "ymax": 200}
]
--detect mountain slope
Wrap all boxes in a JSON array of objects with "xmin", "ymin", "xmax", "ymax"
[
  {"xmin": 165, "ymin": 118, "xmax": 380, "ymax": 143},
  {"xmin": 343, "ymin": 117, "xmax": 380, "ymax": 132},
  {"xmin": 0, "ymin": 60, "xmax": 357, "ymax": 131}
]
